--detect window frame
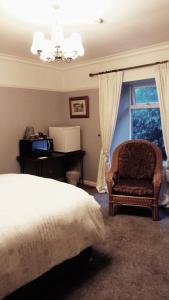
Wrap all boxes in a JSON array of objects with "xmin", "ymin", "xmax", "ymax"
[
  {"xmin": 129, "ymin": 83, "xmax": 160, "ymax": 139},
  {"xmin": 130, "ymin": 84, "xmax": 159, "ymax": 109},
  {"xmin": 129, "ymin": 84, "xmax": 160, "ymax": 138},
  {"xmin": 128, "ymin": 83, "xmax": 166, "ymax": 160}
]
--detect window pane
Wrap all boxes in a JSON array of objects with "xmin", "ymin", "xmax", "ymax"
[
  {"xmin": 132, "ymin": 108, "xmax": 166, "ymax": 160},
  {"xmin": 134, "ymin": 86, "xmax": 158, "ymax": 104}
]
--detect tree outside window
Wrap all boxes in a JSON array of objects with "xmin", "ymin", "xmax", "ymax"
[{"xmin": 131, "ymin": 85, "xmax": 166, "ymax": 160}]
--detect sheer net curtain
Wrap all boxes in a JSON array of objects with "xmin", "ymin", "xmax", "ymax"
[
  {"xmin": 96, "ymin": 72, "xmax": 123, "ymax": 193},
  {"xmin": 155, "ymin": 62, "xmax": 169, "ymax": 207}
]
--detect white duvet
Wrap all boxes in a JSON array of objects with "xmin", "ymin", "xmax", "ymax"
[{"xmin": 0, "ymin": 174, "xmax": 105, "ymax": 299}]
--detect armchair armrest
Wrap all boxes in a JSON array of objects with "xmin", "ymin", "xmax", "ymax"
[{"xmin": 153, "ymin": 171, "xmax": 162, "ymax": 197}]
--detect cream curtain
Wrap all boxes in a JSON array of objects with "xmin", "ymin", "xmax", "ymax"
[
  {"xmin": 155, "ymin": 62, "xmax": 169, "ymax": 207},
  {"xmin": 96, "ymin": 72, "xmax": 123, "ymax": 193}
]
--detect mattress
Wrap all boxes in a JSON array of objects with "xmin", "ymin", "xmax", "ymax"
[{"xmin": 0, "ymin": 174, "xmax": 105, "ymax": 299}]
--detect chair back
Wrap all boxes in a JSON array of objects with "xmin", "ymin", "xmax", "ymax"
[{"xmin": 117, "ymin": 140, "xmax": 158, "ymax": 180}]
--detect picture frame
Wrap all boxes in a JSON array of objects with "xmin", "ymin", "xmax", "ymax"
[{"xmin": 69, "ymin": 96, "xmax": 89, "ymax": 118}]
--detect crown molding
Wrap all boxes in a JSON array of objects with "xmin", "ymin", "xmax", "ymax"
[
  {"xmin": 0, "ymin": 53, "xmax": 64, "ymax": 71},
  {"xmin": 0, "ymin": 40, "xmax": 169, "ymax": 93},
  {"xmin": 61, "ymin": 40, "xmax": 169, "ymax": 71},
  {"xmin": 0, "ymin": 40, "xmax": 169, "ymax": 72},
  {"xmin": 0, "ymin": 82, "xmax": 64, "ymax": 92},
  {"xmin": 63, "ymin": 85, "xmax": 99, "ymax": 92}
]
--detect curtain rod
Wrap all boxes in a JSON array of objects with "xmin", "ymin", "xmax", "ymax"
[{"xmin": 89, "ymin": 60, "xmax": 169, "ymax": 77}]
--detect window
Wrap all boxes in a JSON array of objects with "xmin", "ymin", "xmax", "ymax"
[{"xmin": 130, "ymin": 85, "xmax": 166, "ymax": 160}]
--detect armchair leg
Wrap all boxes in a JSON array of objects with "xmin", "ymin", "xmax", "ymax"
[
  {"xmin": 109, "ymin": 202, "xmax": 116, "ymax": 216},
  {"xmin": 152, "ymin": 205, "xmax": 159, "ymax": 221},
  {"xmin": 109, "ymin": 202, "xmax": 113, "ymax": 216}
]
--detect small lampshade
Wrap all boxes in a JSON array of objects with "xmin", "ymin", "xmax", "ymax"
[
  {"xmin": 51, "ymin": 25, "xmax": 64, "ymax": 47},
  {"xmin": 70, "ymin": 33, "xmax": 84, "ymax": 56},
  {"xmin": 31, "ymin": 32, "xmax": 44, "ymax": 54}
]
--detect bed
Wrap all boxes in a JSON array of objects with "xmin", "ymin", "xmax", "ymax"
[{"xmin": 0, "ymin": 174, "xmax": 105, "ymax": 299}]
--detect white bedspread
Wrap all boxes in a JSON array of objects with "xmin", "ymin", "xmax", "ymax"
[{"xmin": 0, "ymin": 174, "xmax": 105, "ymax": 299}]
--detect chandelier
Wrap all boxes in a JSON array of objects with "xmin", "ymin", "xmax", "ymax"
[{"xmin": 31, "ymin": 6, "xmax": 84, "ymax": 63}]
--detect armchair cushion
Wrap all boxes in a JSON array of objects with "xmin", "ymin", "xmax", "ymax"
[{"xmin": 113, "ymin": 178, "xmax": 153, "ymax": 197}]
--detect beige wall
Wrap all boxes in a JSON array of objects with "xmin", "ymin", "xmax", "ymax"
[
  {"xmin": 0, "ymin": 87, "xmax": 64, "ymax": 173},
  {"xmin": 0, "ymin": 86, "xmax": 100, "ymax": 184},
  {"xmin": 62, "ymin": 89, "xmax": 100, "ymax": 184}
]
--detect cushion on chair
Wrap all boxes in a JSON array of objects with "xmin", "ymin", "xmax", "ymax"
[
  {"xmin": 118, "ymin": 143, "xmax": 156, "ymax": 180},
  {"xmin": 113, "ymin": 178, "xmax": 154, "ymax": 197}
]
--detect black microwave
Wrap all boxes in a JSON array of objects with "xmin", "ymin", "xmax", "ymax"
[{"xmin": 19, "ymin": 138, "xmax": 53, "ymax": 157}]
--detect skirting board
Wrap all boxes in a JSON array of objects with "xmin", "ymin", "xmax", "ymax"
[{"xmin": 83, "ymin": 180, "xmax": 96, "ymax": 187}]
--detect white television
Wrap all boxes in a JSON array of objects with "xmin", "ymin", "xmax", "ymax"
[{"xmin": 49, "ymin": 126, "xmax": 80, "ymax": 153}]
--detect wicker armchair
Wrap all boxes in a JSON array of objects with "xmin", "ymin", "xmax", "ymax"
[{"xmin": 106, "ymin": 140, "xmax": 162, "ymax": 221}]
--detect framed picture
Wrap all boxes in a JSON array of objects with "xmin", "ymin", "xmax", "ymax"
[{"xmin": 69, "ymin": 96, "xmax": 89, "ymax": 118}]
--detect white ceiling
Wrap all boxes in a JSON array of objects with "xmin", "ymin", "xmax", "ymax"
[{"xmin": 0, "ymin": 0, "xmax": 169, "ymax": 63}]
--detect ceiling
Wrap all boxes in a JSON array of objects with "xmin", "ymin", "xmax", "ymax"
[{"xmin": 0, "ymin": 0, "xmax": 169, "ymax": 63}]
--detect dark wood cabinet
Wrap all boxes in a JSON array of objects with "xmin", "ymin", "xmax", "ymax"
[{"xmin": 17, "ymin": 150, "xmax": 85, "ymax": 183}]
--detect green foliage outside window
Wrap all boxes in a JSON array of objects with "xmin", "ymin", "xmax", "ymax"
[
  {"xmin": 132, "ymin": 108, "xmax": 166, "ymax": 160},
  {"xmin": 131, "ymin": 86, "xmax": 166, "ymax": 160}
]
